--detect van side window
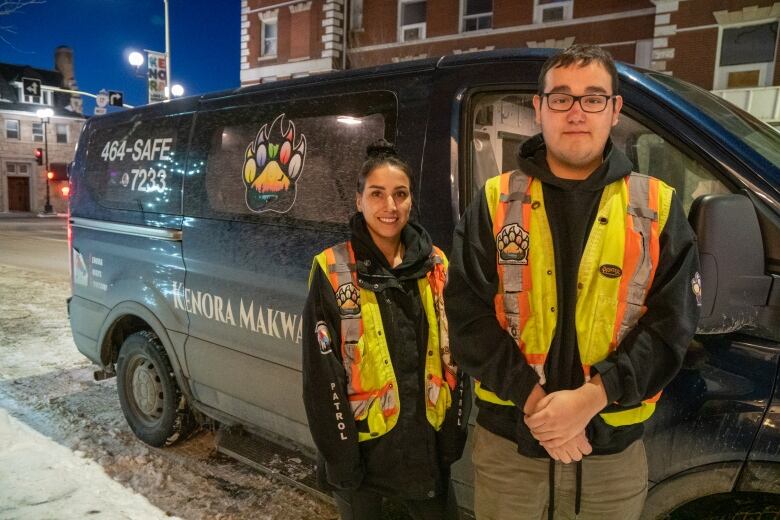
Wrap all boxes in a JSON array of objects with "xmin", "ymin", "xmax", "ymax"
[
  {"xmin": 466, "ymin": 92, "xmax": 730, "ymax": 214},
  {"xmin": 186, "ymin": 91, "xmax": 397, "ymax": 225},
  {"xmin": 611, "ymin": 117, "xmax": 730, "ymax": 214},
  {"xmin": 84, "ymin": 115, "xmax": 189, "ymax": 215}
]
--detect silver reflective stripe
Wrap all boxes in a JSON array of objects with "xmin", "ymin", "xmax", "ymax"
[
  {"xmin": 618, "ymin": 175, "xmax": 656, "ymax": 344},
  {"xmin": 501, "ymin": 171, "xmax": 531, "ymax": 294},
  {"xmin": 70, "ymin": 217, "xmax": 182, "ymax": 241},
  {"xmin": 329, "ymin": 243, "xmax": 362, "ymax": 393}
]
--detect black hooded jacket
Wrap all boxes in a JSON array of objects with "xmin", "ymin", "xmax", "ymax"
[
  {"xmin": 302, "ymin": 213, "xmax": 470, "ymax": 498},
  {"xmin": 445, "ymin": 135, "xmax": 701, "ymax": 457}
]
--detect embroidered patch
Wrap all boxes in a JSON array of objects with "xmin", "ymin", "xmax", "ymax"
[
  {"xmin": 691, "ymin": 271, "xmax": 702, "ymax": 307},
  {"xmin": 496, "ymin": 223, "xmax": 530, "ymax": 265},
  {"xmin": 335, "ymin": 282, "xmax": 361, "ymax": 317},
  {"xmin": 242, "ymin": 114, "xmax": 306, "ymax": 214},
  {"xmin": 599, "ymin": 264, "xmax": 623, "ymax": 278},
  {"xmin": 315, "ymin": 321, "xmax": 332, "ymax": 354}
]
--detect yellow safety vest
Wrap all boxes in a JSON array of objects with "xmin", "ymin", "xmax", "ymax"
[
  {"xmin": 311, "ymin": 241, "xmax": 457, "ymax": 441},
  {"xmin": 476, "ymin": 170, "xmax": 673, "ymax": 427}
]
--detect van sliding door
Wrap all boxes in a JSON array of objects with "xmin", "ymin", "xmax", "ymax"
[{"xmin": 180, "ymin": 90, "xmax": 397, "ymax": 446}]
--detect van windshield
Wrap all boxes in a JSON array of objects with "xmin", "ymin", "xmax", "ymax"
[{"xmin": 648, "ymin": 72, "xmax": 780, "ymax": 170}]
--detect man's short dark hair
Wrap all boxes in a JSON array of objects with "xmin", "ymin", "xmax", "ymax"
[{"xmin": 537, "ymin": 44, "xmax": 619, "ymax": 96}]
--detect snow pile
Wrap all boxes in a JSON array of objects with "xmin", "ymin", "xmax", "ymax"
[
  {"xmin": 0, "ymin": 265, "xmax": 338, "ymax": 519},
  {"xmin": 0, "ymin": 408, "xmax": 176, "ymax": 520}
]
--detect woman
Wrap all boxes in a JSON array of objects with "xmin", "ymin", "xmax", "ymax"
[{"xmin": 302, "ymin": 140, "xmax": 469, "ymax": 520}]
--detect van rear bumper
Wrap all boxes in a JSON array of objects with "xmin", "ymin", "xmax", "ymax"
[{"xmin": 69, "ymin": 294, "xmax": 110, "ymax": 366}]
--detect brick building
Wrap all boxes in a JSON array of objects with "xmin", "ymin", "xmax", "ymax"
[
  {"xmin": 240, "ymin": 0, "xmax": 780, "ymax": 122},
  {"xmin": 0, "ymin": 47, "xmax": 85, "ymax": 214}
]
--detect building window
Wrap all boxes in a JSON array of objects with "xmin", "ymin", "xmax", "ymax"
[
  {"xmin": 399, "ymin": 0, "xmax": 426, "ymax": 42},
  {"xmin": 32, "ymin": 122, "xmax": 43, "ymax": 142},
  {"xmin": 534, "ymin": 0, "xmax": 573, "ymax": 24},
  {"xmin": 261, "ymin": 19, "xmax": 278, "ymax": 57},
  {"xmin": 56, "ymin": 123, "xmax": 68, "ymax": 144},
  {"xmin": 350, "ymin": 0, "xmax": 364, "ymax": 31},
  {"xmin": 5, "ymin": 119, "xmax": 20, "ymax": 140},
  {"xmin": 715, "ymin": 21, "xmax": 778, "ymax": 89},
  {"xmin": 462, "ymin": 0, "xmax": 492, "ymax": 32}
]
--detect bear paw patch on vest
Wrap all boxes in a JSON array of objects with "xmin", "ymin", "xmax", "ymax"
[
  {"xmin": 335, "ymin": 282, "xmax": 361, "ymax": 317},
  {"xmin": 496, "ymin": 223, "xmax": 530, "ymax": 265}
]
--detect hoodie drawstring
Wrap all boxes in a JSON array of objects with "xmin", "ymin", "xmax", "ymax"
[
  {"xmin": 547, "ymin": 459, "xmax": 555, "ymax": 520},
  {"xmin": 547, "ymin": 459, "xmax": 583, "ymax": 519},
  {"xmin": 575, "ymin": 460, "xmax": 582, "ymax": 515}
]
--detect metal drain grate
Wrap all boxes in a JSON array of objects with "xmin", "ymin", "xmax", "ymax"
[{"xmin": 216, "ymin": 427, "xmax": 334, "ymax": 504}]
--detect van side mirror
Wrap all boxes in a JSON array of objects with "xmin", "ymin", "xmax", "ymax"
[{"xmin": 689, "ymin": 194, "xmax": 773, "ymax": 334}]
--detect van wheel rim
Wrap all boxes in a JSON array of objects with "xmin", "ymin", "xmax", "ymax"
[{"xmin": 128, "ymin": 356, "xmax": 164, "ymax": 423}]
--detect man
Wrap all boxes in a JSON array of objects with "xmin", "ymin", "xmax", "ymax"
[{"xmin": 445, "ymin": 44, "xmax": 701, "ymax": 520}]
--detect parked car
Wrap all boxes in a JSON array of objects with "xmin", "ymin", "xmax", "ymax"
[{"xmin": 67, "ymin": 48, "xmax": 780, "ymax": 518}]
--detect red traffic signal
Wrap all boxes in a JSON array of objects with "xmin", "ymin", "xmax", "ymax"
[{"xmin": 34, "ymin": 148, "xmax": 43, "ymax": 165}]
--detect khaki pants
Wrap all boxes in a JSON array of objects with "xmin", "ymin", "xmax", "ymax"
[{"xmin": 472, "ymin": 425, "xmax": 648, "ymax": 520}]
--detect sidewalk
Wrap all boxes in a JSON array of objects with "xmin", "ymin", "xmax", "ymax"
[
  {"xmin": 0, "ymin": 212, "xmax": 67, "ymax": 219},
  {"xmin": 0, "ymin": 408, "xmax": 178, "ymax": 520}
]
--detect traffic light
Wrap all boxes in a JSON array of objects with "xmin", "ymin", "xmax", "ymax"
[
  {"xmin": 34, "ymin": 148, "xmax": 43, "ymax": 165},
  {"xmin": 48, "ymin": 163, "xmax": 68, "ymax": 181}
]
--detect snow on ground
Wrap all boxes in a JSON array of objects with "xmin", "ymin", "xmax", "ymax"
[
  {"xmin": 0, "ymin": 264, "xmax": 338, "ymax": 520},
  {"xmin": 0, "ymin": 408, "xmax": 176, "ymax": 520}
]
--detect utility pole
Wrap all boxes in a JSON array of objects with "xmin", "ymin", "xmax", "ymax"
[
  {"xmin": 164, "ymin": 0, "xmax": 172, "ymax": 100},
  {"xmin": 37, "ymin": 108, "xmax": 53, "ymax": 214}
]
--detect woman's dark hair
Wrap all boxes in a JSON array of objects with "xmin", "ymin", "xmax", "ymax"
[{"xmin": 356, "ymin": 139, "xmax": 415, "ymax": 193}]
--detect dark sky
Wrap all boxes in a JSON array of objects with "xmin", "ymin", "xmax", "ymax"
[{"xmin": 0, "ymin": 0, "xmax": 239, "ymax": 115}]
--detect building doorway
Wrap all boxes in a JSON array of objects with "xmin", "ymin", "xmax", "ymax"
[{"xmin": 7, "ymin": 176, "xmax": 30, "ymax": 212}]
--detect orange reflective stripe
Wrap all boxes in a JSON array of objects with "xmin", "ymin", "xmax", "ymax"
[
  {"xmin": 494, "ymin": 173, "xmax": 511, "ymax": 303},
  {"xmin": 645, "ymin": 391, "xmax": 662, "ymax": 404},
  {"xmin": 348, "ymin": 383, "xmax": 397, "ymax": 415},
  {"xmin": 518, "ymin": 191, "xmax": 533, "ymax": 353},
  {"xmin": 612, "ymin": 184, "xmax": 641, "ymax": 351},
  {"xmin": 525, "ymin": 353, "xmax": 546, "ymax": 365}
]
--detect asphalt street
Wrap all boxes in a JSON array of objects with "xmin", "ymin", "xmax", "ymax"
[{"xmin": 0, "ymin": 216, "xmax": 68, "ymax": 276}]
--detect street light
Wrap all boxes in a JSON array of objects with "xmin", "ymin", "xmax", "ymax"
[
  {"xmin": 170, "ymin": 84, "xmax": 184, "ymax": 97},
  {"xmin": 128, "ymin": 51, "xmax": 144, "ymax": 72},
  {"xmin": 36, "ymin": 108, "xmax": 54, "ymax": 214}
]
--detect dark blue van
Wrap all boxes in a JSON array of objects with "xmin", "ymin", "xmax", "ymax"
[{"xmin": 67, "ymin": 48, "xmax": 780, "ymax": 518}]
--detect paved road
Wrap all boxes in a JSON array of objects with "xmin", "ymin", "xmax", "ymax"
[{"xmin": 0, "ymin": 216, "xmax": 68, "ymax": 277}]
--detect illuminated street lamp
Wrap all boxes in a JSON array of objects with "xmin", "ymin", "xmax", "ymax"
[
  {"xmin": 36, "ymin": 108, "xmax": 54, "ymax": 214},
  {"xmin": 170, "ymin": 84, "xmax": 184, "ymax": 97},
  {"xmin": 128, "ymin": 51, "xmax": 144, "ymax": 72}
]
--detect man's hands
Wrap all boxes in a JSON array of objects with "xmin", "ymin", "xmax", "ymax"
[
  {"xmin": 523, "ymin": 375, "xmax": 608, "ymax": 462},
  {"xmin": 544, "ymin": 430, "xmax": 592, "ymax": 463}
]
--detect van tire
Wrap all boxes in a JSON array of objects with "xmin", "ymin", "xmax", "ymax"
[{"xmin": 116, "ymin": 330, "xmax": 195, "ymax": 447}]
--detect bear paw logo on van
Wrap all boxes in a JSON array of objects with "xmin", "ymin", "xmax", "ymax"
[
  {"xmin": 496, "ymin": 224, "xmax": 529, "ymax": 265},
  {"xmin": 242, "ymin": 114, "xmax": 307, "ymax": 213}
]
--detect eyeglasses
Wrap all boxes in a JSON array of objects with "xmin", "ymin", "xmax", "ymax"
[{"xmin": 542, "ymin": 93, "xmax": 615, "ymax": 113}]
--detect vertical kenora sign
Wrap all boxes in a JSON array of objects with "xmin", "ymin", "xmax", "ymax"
[{"xmin": 147, "ymin": 50, "xmax": 168, "ymax": 103}]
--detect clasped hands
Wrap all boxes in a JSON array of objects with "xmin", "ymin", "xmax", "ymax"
[{"xmin": 522, "ymin": 376, "xmax": 608, "ymax": 464}]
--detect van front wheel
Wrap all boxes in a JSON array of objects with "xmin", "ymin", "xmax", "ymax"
[{"xmin": 116, "ymin": 331, "xmax": 194, "ymax": 447}]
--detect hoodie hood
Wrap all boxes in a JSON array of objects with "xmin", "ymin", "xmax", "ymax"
[
  {"xmin": 349, "ymin": 212, "xmax": 433, "ymax": 281},
  {"xmin": 517, "ymin": 133, "xmax": 634, "ymax": 192}
]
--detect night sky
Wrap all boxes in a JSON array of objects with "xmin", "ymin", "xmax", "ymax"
[{"xmin": 0, "ymin": 0, "xmax": 239, "ymax": 115}]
